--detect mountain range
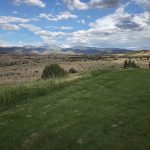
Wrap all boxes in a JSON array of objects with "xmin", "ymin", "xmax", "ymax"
[
  {"xmin": 62, "ymin": 46, "xmax": 132, "ymax": 54},
  {"xmin": 0, "ymin": 45, "xmax": 132, "ymax": 55}
]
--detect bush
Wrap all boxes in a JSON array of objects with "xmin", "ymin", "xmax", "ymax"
[
  {"xmin": 124, "ymin": 60, "xmax": 139, "ymax": 68},
  {"xmin": 124, "ymin": 60, "xmax": 128, "ymax": 68},
  {"xmin": 69, "ymin": 68, "xmax": 77, "ymax": 74},
  {"xmin": 42, "ymin": 63, "xmax": 67, "ymax": 79}
]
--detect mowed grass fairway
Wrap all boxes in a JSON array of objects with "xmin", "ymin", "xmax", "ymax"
[{"xmin": 0, "ymin": 69, "xmax": 150, "ymax": 150}]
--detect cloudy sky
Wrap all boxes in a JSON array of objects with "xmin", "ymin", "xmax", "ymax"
[{"xmin": 0, "ymin": 0, "xmax": 150, "ymax": 49}]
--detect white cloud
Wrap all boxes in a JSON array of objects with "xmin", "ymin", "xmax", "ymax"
[
  {"xmin": 0, "ymin": 23, "xmax": 20, "ymax": 30},
  {"xmin": 0, "ymin": 16, "xmax": 31, "ymax": 31},
  {"xmin": 58, "ymin": 26, "xmax": 73, "ymax": 30},
  {"xmin": 61, "ymin": 4, "xmax": 150, "ymax": 48},
  {"xmin": 0, "ymin": 16, "xmax": 31, "ymax": 24},
  {"xmin": 89, "ymin": 15, "xmax": 116, "ymax": 30},
  {"xmin": 16, "ymin": 6, "xmax": 150, "ymax": 49},
  {"xmin": 63, "ymin": 0, "xmax": 120, "ymax": 10},
  {"xmin": 2, "ymin": 3, "xmax": 150, "ymax": 49},
  {"xmin": 13, "ymin": 0, "xmax": 45, "ymax": 8},
  {"xmin": 133, "ymin": 0, "xmax": 150, "ymax": 10},
  {"xmin": 45, "ymin": 26, "xmax": 73, "ymax": 31},
  {"xmin": 63, "ymin": 0, "xmax": 88, "ymax": 10},
  {"xmin": 39, "ymin": 11, "xmax": 77, "ymax": 22},
  {"xmin": 89, "ymin": 4, "xmax": 150, "ymax": 32},
  {"xmin": 19, "ymin": 24, "xmax": 68, "ymax": 45}
]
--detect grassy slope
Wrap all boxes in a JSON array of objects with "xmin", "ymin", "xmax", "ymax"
[{"xmin": 0, "ymin": 69, "xmax": 150, "ymax": 150}]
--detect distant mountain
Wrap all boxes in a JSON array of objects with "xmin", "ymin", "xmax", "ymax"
[
  {"xmin": 0, "ymin": 46, "xmax": 132, "ymax": 55},
  {"xmin": 0, "ymin": 45, "xmax": 64, "ymax": 54},
  {"xmin": 0, "ymin": 46, "xmax": 46, "ymax": 54},
  {"xmin": 62, "ymin": 47, "xmax": 132, "ymax": 54}
]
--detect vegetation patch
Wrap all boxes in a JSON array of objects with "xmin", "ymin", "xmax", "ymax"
[
  {"xmin": 1, "ymin": 69, "xmax": 150, "ymax": 150},
  {"xmin": 69, "ymin": 68, "xmax": 78, "ymax": 74},
  {"xmin": 0, "ymin": 75, "xmax": 82, "ymax": 111},
  {"xmin": 124, "ymin": 59, "xmax": 139, "ymax": 68},
  {"xmin": 42, "ymin": 63, "xmax": 67, "ymax": 80}
]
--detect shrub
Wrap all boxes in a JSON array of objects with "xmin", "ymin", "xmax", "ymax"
[
  {"xmin": 42, "ymin": 63, "xmax": 67, "ymax": 79},
  {"xmin": 69, "ymin": 68, "xmax": 77, "ymax": 74},
  {"xmin": 111, "ymin": 65, "xmax": 116, "ymax": 68},
  {"xmin": 124, "ymin": 60, "xmax": 128, "ymax": 68},
  {"xmin": 124, "ymin": 60, "xmax": 139, "ymax": 68}
]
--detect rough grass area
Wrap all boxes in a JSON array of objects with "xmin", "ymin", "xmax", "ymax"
[
  {"xmin": 0, "ymin": 75, "xmax": 82, "ymax": 111},
  {"xmin": 0, "ymin": 69, "xmax": 150, "ymax": 150}
]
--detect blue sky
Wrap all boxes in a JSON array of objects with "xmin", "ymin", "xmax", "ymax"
[{"xmin": 0, "ymin": 0, "xmax": 150, "ymax": 50}]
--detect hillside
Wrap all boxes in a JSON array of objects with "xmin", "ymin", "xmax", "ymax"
[
  {"xmin": 0, "ymin": 69, "xmax": 150, "ymax": 150},
  {"xmin": 62, "ymin": 47, "xmax": 132, "ymax": 54},
  {"xmin": 0, "ymin": 46, "xmax": 132, "ymax": 55}
]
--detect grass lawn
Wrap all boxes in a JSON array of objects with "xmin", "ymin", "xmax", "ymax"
[{"xmin": 0, "ymin": 69, "xmax": 150, "ymax": 150}]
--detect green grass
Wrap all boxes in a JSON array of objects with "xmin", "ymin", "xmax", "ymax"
[
  {"xmin": 0, "ymin": 69, "xmax": 150, "ymax": 150},
  {"xmin": 0, "ymin": 75, "xmax": 82, "ymax": 111}
]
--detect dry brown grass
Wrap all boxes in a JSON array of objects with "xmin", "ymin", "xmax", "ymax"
[{"xmin": 0, "ymin": 53, "xmax": 150, "ymax": 85}]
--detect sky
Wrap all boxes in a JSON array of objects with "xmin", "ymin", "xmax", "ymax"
[{"xmin": 0, "ymin": 0, "xmax": 150, "ymax": 50}]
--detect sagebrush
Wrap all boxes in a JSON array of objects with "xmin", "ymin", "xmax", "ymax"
[
  {"xmin": 69, "ymin": 68, "xmax": 78, "ymax": 74},
  {"xmin": 42, "ymin": 63, "xmax": 67, "ymax": 79},
  {"xmin": 124, "ymin": 60, "xmax": 139, "ymax": 68}
]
